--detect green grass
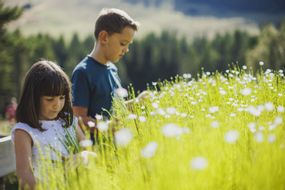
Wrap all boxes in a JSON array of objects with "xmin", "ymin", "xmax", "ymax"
[{"xmin": 35, "ymin": 67, "xmax": 285, "ymax": 190}]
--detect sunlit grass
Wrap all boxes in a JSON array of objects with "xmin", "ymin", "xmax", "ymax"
[{"xmin": 37, "ymin": 67, "xmax": 285, "ymax": 190}]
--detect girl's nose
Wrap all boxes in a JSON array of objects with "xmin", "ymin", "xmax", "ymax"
[{"xmin": 53, "ymin": 98, "xmax": 61, "ymax": 109}]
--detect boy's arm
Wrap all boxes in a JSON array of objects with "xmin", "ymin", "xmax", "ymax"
[
  {"xmin": 14, "ymin": 129, "xmax": 36, "ymax": 190},
  {"xmin": 73, "ymin": 106, "xmax": 96, "ymax": 130}
]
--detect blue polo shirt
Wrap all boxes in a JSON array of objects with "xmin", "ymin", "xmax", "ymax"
[{"xmin": 71, "ymin": 56, "xmax": 122, "ymax": 118}]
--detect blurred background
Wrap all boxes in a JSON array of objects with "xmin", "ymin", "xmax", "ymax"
[{"xmin": 0, "ymin": 0, "xmax": 285, "ymax": 131}]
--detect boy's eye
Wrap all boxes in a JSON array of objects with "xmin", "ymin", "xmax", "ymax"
[
  {"xmin": 120, "ymin": 42, "xmax": 127, "ymax": 46},
  {"xmin": 60, "ymin": 96, "xmax": 65, "ymax": 100}
]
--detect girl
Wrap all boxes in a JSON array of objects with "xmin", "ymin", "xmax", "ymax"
[{"xmin": 12, "ymin": 60, "xmax": 86, "ymax": 190}]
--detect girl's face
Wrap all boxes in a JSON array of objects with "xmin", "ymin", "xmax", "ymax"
[{"xmin": 39, "ymin": 95, "xmax": 65, "ymax": 120}]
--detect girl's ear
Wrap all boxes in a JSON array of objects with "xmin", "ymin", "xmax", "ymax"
[{"xmin": 98, "ymin": 30, "xmax": 109, "ymax": 45}]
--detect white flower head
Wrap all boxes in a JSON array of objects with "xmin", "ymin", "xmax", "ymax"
[
  {"xmin": 79, "ymin": 139, "xmax": 93, "ymax": 148},
  {"xmin": 268, "ymin": 134, "xmax": 276, "ymax": 143},
  {"xmin": 166, "ymin": 107, "xmax": 177, "ymax": 115},
  {"xmin": 80, "ymin": 150, "xmax": 97, "ymax": 165},
  {"xmin": 211, "ymin": 121, "xmax": 219, "ymax": 128},
  {"xmin": 152, "ymin": 102, "xmax": 159, "ymax": 109},
  {"xmin": 97, "ymin": 121, "xmax": 109, "ymax": 132},
  {"xmin": 219, "ymin": 89, "xmax": 227, "ymax": 95},
  {"xmin": 115, "ymin": 87, "xmax": 128, "ymax": 98},
  {"xmin": 87, "ymin": 121, "xmax": 96, "ymax": 128},
  {"xmin": 246, "ymin": 106, "xmax": 261, "ymax": 116},
  {"xmin": 209, "ymin": 106, "xmax": 219, "ymax": 113},
  {"xmin": 277, "ymin": 106, "xmax": 284, "ymax": 113},
  {"xmin": 190, "ymin": 157, "xmax": 208, "ymax": 170},
  {"xmin": 254, "ymin": 132, "xmax": 264, "ymax": 143},
  {"xmin": 161, "ymin": 123, "xmax": 184, "ymax": 137},
  {"xmin": 274, "ymin": 116, "xmax": 283, "ymax": 126},
  {"xmin": 224, "ymin": 130, "xmax": 239, "ymax": 144},
  {"xmin": 139, "ymin": 116, "xmax": 146, "ymax": 122},
  {"xmin": 259, "ymin": 61, "xmax": 264, "ymax": 66},
  {"xmin": 95, "ymin": 114, "xmax": 103, "ymax": 121},
  {"xmin": 247, "ymin": 122, "xmax": 256, "ymax": 133},
  {"xmin": 115, "ymin": 128, "xmax": 133, "ymax": 147},
  {"xmin": 127, "ymin": 114, "xmax": 137, "ymax": 120},
  {"xmin": 264, "ymin": 102, "xmax": 274, "ymax": 112},
  {"xmin": 141, "ymin": 142, "xmax": 158, "ymax": 158},
  {"xmin": 240, "ymin": 88, "xmax": 252, "ymax": 96},
  {"xmin": 183, "ymin": 73, "xmax": 192, "ymax": 79}
]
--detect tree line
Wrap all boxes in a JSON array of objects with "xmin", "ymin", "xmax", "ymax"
[{"xmin": 1, "ymin": 0, "xmax": 285, "ymax": 117}]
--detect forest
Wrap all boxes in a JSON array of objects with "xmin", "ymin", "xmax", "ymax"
[{"xmin": 0, "ymin": 0, "xmax": 285, "ymax": 116}]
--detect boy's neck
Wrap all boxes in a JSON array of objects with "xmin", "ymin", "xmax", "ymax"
[{"xmin": 89, "ymin": 45, "xmax": 107, "ymax": 65}]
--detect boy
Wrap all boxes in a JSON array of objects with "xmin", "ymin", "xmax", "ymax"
[{"xmin": 71, "ymin": 8, "xmax": 139, "ymax": 143}]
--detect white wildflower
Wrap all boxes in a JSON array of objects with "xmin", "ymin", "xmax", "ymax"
[
  {"xmin": 240, "ymin": 88, "xmax": 252, "ymax": 96},
  {"xmin": 139, "ymin": 116, "xmax": 146, "ymax": 122},
  {"xmin": 115, "ymin": 128, "xmax": 133, "ymax": 147},
  {"xmin": 127, "ymin": 114, "xmax": 137, "ymax": 120},
  {"xmin": 115, "ymin": 87, "xmax": 128, "ymax": 98},
  {"xmin": 161, "ymin": 123, "xmax": 184, "ymax": 137},
  {"xmin": 211, "ymin": 121, "xmax": 219, "ymax": 128},
  {"xmin": 264, "ymin": 102, "xmax": 274, "ymax": 112},
  {"xmin": 95, "ymin": 114, "xmax": 103, "ymax": 121},
  {"xmin": 274, "ymin": 116, "xmax": 283, "ymax": 125},
  {"xmin": 277, "ymin": 106, "xmax": 284, "ymax": 113},
  {"xmin": 224, "ymin": 130, "xmax": 239, "ymax": 144},
  {"xmin": 141, "ymin": 142, "xmax": 158, "ymax": 158},
  {"xmin": 259, "ymin": 61, "xmax": 264, "ymax": 66},
  {"xmin": 79, "ymin": 140, "xmax": 93, "ymax": 148},
  {"xmin": 152, "ymin": 102, "xmax": 159, "ymax": 109},
  {"xmin": 97, "ymin": 121, "xmax": 109, "ymax": 132},
  {"xmin": 166, "ymin": 107, "xmax": 176, "ymax": 115},
  {"xmin": 80, "ymin": 151, "xmax": 97, "ymax": 165},
  {"xmin": 254, "ymin": 132, "xmax": 264, "ymax": 143},
  {"xmin": 87, "ymin": 121, "xmax": 96, "ymax": 128},
  {"xmin": 190, "ymin": 157, "xmax": 208, "ymax": 170},
  {"xmin": 248, "ymin": 122, "xmax": 256, "ymax": 133},
  {"xmin": 209, "ymin": 106, "xmax": 219, "ymax": 113},
  {"xmin": 268, "ymin": 134, "xmax": 276, "ymax": 143}
]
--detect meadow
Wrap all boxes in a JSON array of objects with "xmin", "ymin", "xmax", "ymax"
[{"xmin": 36, "ymin": 65, "xmax": 285, "ymax": 190}]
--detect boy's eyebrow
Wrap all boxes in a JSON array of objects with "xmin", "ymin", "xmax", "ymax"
[{"xmin": 121, "ymin": 40, "xmax": 133, "ymax": 44}]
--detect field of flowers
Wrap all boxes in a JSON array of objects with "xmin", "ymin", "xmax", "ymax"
[{"xmin": 37, "ymin": 66, "xmax": 285, "ymax": 190}]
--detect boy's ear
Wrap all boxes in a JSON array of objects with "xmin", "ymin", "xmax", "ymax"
[{"xmin": 98, "ymin": 31, "xmax": 109, "ymax": 44}]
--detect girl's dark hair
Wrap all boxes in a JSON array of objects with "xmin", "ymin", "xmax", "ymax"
[
  {"xmin": 16, "ymin": 60, "xmax": 73, "ymax": 131},
  {"xmin": 94, "ymin": 8, "xmax": 139, "ymax": 39}
]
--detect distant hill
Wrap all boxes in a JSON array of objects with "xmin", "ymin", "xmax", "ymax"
[
  {"xmin": 124, "ymin": 0, "xmax": 285, "ymax": 14},
  {"xmin": 5, "ymin": 0, "xmax": 274, "ymax": 40}
]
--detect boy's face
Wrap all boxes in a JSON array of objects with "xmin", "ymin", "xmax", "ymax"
[{"xmin": 103, "ymin": 26, "xmax": 135, "ymax": 63}]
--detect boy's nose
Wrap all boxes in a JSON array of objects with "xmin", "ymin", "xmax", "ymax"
[{"xmin": 123, "ymin": 47, "xmax": 129, "ymax": 53}]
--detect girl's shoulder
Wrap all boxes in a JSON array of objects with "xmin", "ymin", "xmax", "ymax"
[{"xmin": 11, "ymin": 122, "xmax": 36, "ymax": 143}]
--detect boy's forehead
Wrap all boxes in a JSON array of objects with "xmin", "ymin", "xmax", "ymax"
[{"xmin": 116, "ymin": 27, "xmax": 135, "ymax": 40}]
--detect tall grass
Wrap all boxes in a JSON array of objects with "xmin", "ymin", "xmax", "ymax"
[{"xmin": 37, "ymin": 67, "xmax": 285, "ymax": 190}]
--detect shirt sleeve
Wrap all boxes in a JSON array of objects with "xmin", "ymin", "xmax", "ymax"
[{"xmin": 71, "ymin": 68, "xmax": 90, "ymax": 108}]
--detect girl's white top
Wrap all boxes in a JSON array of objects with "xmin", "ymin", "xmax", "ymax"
[{"xmin": 11, "ymin": 118, "xmax": 78, "ymax": 178}]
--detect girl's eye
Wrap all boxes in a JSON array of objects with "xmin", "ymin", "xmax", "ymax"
[
  {"xmin": 60, "ymin": 96, "xmax": 65, "ymax": 100},
  {"xmin": 120, "ymin": 42, "xmax": 127, "ymax": 46}
]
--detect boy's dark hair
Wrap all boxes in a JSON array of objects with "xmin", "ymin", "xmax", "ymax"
[
  {"xmin": 94, "ymin": 8, "xmax": 139, "ymax": 39},
  {"xmin": 16, "ymin": 60, "xmax": 73, "ymax": 131}
]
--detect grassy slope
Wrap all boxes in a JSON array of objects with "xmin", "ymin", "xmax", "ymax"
[{"xmin": 5, "ymin": 0, "xmax": 260, "ymax": 40}]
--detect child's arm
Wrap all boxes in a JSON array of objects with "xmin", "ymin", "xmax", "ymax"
[
  {"xmin": 73, "ymin": 106, "xmax": 96, "ymax": 130},
  {"xmin": 14, "ymin": 129, "xmax": 36, "ymax": 190}
]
